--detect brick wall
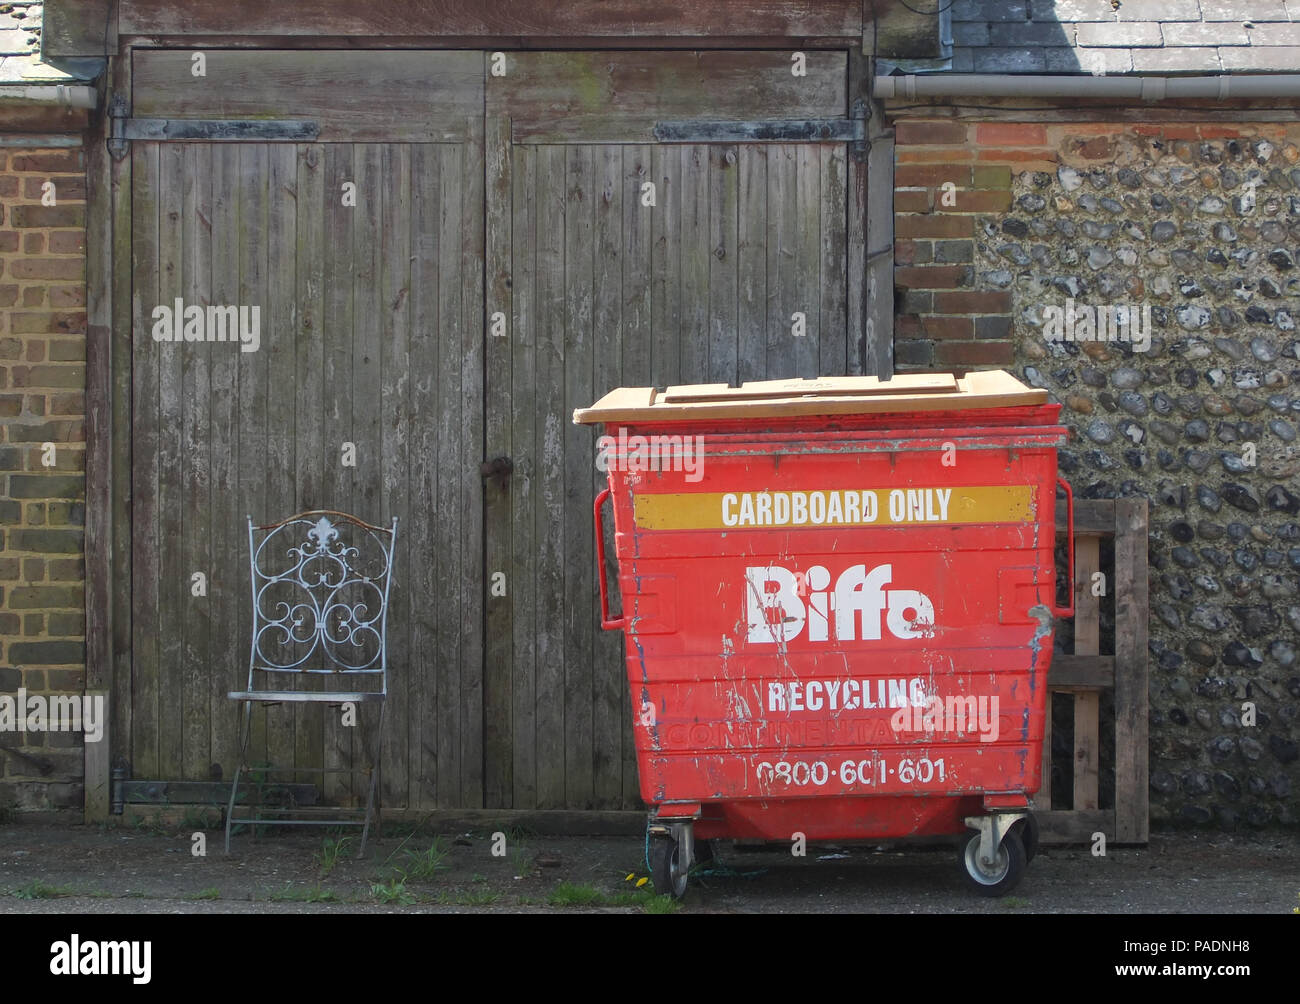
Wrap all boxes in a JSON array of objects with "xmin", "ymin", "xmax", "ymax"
[
  {"xmin": 894, "ymin": 120, "xmax": 1059, "ymax": 372},
  {"xmin": 892, "ymin": 116, "xmax": 1300, "ymax": 829},
  {"xmin": 0, "ymin": 146, "xmax": 87, "ymax": 813}
]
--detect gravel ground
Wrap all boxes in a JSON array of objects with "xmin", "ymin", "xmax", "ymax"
[{"xmin": 1, "ymin": 821, "xmax": 1298, "ymax": 914}]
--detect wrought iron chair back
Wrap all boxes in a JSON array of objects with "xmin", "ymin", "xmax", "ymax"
[{"xmin": 245, "ymin": 510, "xmax": 398, "ymax": 697}]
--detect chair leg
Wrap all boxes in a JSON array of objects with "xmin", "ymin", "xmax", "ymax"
[
  {"xmin": 225, "ymin": 700, "xmax": 253, "ymax": 854},
  {"xmin": 358, "ymin": 701, "xmax": 386, "ymax": 857}
]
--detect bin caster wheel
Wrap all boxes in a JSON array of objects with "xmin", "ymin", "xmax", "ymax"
[
  {"xmin": 1017, "ymin": 813, "xmax": 1040, "ymax": 864},
  {"xmin": 959, "ymin": 828, "xmax": 1026, "ymax": 897},
  {"xmin": 649, "ymin": 835, "xmax": 689, "ymax": 899}
]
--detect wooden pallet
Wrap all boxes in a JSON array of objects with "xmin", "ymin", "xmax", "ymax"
[{"xmin": 1038, "ymin": 497, "xmax": 1149, "ymax": 845}]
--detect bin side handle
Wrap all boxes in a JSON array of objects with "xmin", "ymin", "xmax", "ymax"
[
  {"xmin": 594, "ymin": 488, "xmax": 626, "ymax": 631},
  {"xmin": 1052, "ymin": 476, "xmax": 1075, "ymax": 620}
]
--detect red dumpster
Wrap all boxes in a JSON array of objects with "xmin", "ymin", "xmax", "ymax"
[{"xmin": 574, "ymin": 370, "xmax": 1075, "ymax": 898}]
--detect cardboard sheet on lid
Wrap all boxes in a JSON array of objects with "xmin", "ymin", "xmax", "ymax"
[{"xmin": 572, "ymin": 369, "xmax": 1045, "ymax": 424}]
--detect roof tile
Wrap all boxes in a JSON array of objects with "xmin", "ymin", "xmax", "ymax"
[
  {"xmin": 1077, "ymin": 21, "xmax": 1164, "ymax": 46},
  {"xmin": 989, "ymin": 22, "xmax": 1073, "ymax": 46},
  {"xmin": 1109, "ymin": 0, "xmax": 1204, "ymax": 19},
  {"xmin": 972, "ymin": 47, "xmax": 1049, "ymax": 73},
  {"xmin": 1161, "ymin": 22, "xmax": 1252, "ymax": 45},
  {"xmin": 1130, "ymin": 46, "xmax": 1226, "ymax": 71},
  {"xmin": 1219, "ymin": 43, "xmax": 1300, "ymax": 65},
  {"xmin": 951, "ymin": 0, "xmax": 1030, "ymax": 23},
  {"xmin": 1197, "ymin": 1, "xmax": 1291, "ymax": 19}
]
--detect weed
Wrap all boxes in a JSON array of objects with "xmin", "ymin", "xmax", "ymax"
[
  {"xmin": 393, "ymin": 837, "xmax": 450, "ymax": 882},
  {"xmin": 267, "ymin": 882, "xmax": 340, "ymax": 903},
  {"xmin": 189, "ymin": 887, "xmax": 221, "ymax": 901},
  {"xmin": 371, "ymin": 879, "xmax": 415, "ymax": 905},
  {"xmin": 547, "ymin": 881, "xmax": 606, "ymax": 907},
  {"xmin": 470, "ymin": 873, "xmax": 487, "ymax": 884},
  {"xmin": 644, "ymin": 895, "xmax": 680, "ymax": 914},
  {"xmin": 13, "ymin": 880, "xmax": 71, "ymax": 900},
  {"xmin": 456, "ymin": 888, "xmax": 500, "ymax": 906},
  {"xmin": 510, "ymin": 845, "xmax": 534, "ymax": 879},
  {"xmin": 314, "ymin": 835, "xmax": 353, "ymax": 876},
  {"xmin": 180, "ymin": 808, "xmax": 219, "ymax": 832}
]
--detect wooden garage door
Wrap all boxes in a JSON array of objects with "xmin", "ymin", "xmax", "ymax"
[
  {"xmin": 482, "ymin": 52, "xmax": 854, "ymax": 809},
  {"xmin": 125, "ymin": 52, "xmax": 486, "ymax": 809},
  {"xmin": 122, "ymin": 49, "xmax": 859, "ymax": 813}
]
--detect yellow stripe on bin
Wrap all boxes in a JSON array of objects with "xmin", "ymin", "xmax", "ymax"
[{"xmin": 633, "ymin": 485, "xmax": 1037, "ymax": 530}]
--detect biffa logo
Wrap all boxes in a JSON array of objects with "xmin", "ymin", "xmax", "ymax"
[{"xmin": 745, "ymin": 564, "xmax": 935, "ymax": 644}]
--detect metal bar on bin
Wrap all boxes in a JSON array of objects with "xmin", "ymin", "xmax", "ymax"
[
  {"xmin": 593, "ymin": 488, "xmax": 626, "ymax": 631},
  {"xmin": 1052, "ymin": 476, "xmax": 1076, "ymax": 620}
]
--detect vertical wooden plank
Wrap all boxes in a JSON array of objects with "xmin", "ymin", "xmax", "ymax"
[
  {"xmin": 351, "ymin": 146, "xmax": 383, "ymax": 529},
  {"xmin": 792, "ymin": 143, "xmax": 821, "ymax": 378},
  {"xmin": 1073, "ymin": 535, "xmax": 1102, "ymax": 812},
  {"xmin": 563, "ymin": 144, "xmax": 595, "ymax": 809},
  {"xmin": 766, "ymin": 144, "xmax": 797, "ymax": 380},
  {"xmin": 156, "ymin": 143, "xmax": 186, "ymax": 782},
  {"xmin": 321, "ymin": 143, "xmax": 356, "ymax": 804},
  {"xmin": 236, "ymin": 144, "xmax": 270, "ymax": 778},
  {"xmin": 534, "ymin": 144, "xmax": 567, "ymax": 808},
  {"xmin": 619, "ymin": 143, "xmax": 652, "ymax": 804},
  {"xmin": 708, "ymin": 145, "xmax": 739, "ymax": 384},
  {"xmin": 180, "ymin": 142, "xmax": 213, "ymax": 781},
  {"xmin": 1114, "ymin": 498, "xmax": 1150, "ymax": 842},
  {"xmin": 510, "ymin": 143, "xmax": 538, "ymax": 809},
  {"xmin": 129, "ymin": 141, "xmax": 160, "ymax": 780},
  {"xmin": 408, "ymin": 143, "xmax": 442, "ymax": 808},
  {"xmin": 818, "ymin": 143, "xmax": 849, "ymax": 377},
  {"xmin": 434, "ymin": 142, "xmax": 465, "ymax": 807},
  {"xmin": 378, "ymin": 144, "xmax": 411, "ymax": 810},
  {"xmin": 484, "ymin": 112, "xmax": 514, "ymax": 809},
  {"xmin": 293, "ymin": 143, "xmax": 326, "ymax": 781},
  {"xmin": 208, "ymin": 143, "xmax": 241, "ymax": 784},
  {"xmin": 109, "ymin": 55, "xmax": 135, "ymax": 802},
  {"xmin": 649, "ymin": 144, "xmax": 680, "ymax": 386},
  {"xmin": 853, "ymin": 51, "xmax": 892, "ymax": 377},
  {"xmin": 736, "ymin": 144, "xmax": 767, "ymax": 384},
  {"xmin": 460, "ymin": 120, "xmax": 487, "ymax": 808},
  {"xmin": 264, "ymin": 144, "xmax": 299, "ymax": 783},
  {"xmin": 84, "ymin": 54, "xmax": 117, "ymax": 819},
  {"xmin": 592, "ymin": 143, "xmax": 624, "ymax": 809},
  {"xmin": 622, "ymin": 145, "xmax": 652, "ymax": 383},
  {"xmin": 863, "ymin": 110, "xmax": 894, "ymax": 377},
  {"xmin": 678, "ymin": 145, "xmax": 709, "ymax": 388}
]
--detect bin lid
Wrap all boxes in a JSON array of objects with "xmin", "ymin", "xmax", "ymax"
[{"xmin": 573, "ymin": 369, "xmax": 1046, "ymax": 424}]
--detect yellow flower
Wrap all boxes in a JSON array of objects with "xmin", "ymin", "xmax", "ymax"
[
  {"xmin": 625, "ymin": 873, "xmax": 635, "ymax": 882},
  {"xmin": 636, "ymin": 877, "xmax": 649, "ymax": 888}
]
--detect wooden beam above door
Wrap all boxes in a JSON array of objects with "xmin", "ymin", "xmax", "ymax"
[
  {"xmin": 132, "ymin": 50, "xmax": 484, "ymax": 142},
  {"xmin": 489, "ymin": 50, "xmax": 848, "ymax": 145},
  {"xmin": 114, "ymin": 0, "xmax": 863, "ymax": 41}
]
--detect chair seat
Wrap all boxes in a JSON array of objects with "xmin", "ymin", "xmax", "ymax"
[{"xmin": 228, "ymin": 690, "xmax": 384, "ymax": 704}]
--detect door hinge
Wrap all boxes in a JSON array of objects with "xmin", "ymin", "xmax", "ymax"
[
  {"xmin": 652, "ymin": 117, "xmax": 867, "ymax": 144},
  {"xmin": 121, "ymin": 118, "xmax": 321, "ymax": 142},
  {"xmin": 106, "ymin": 93, "xmax": 130, "ymax": 161}
]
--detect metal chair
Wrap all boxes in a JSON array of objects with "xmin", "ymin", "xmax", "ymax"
[{"xmin": 225, "ymin": 510, "xmax": 398, "ymax": 855}]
